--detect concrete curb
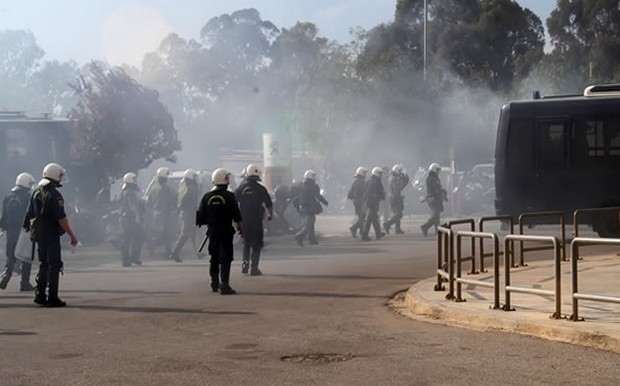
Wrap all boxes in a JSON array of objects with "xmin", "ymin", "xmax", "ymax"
[{"xmin": 396, "ymin": 278, "xmax": 620, "ymax": 354}]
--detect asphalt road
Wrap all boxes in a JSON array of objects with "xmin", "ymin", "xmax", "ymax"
[{"xmin": 1, "ymin": 215, "xmax": 619, "ymax": 385}]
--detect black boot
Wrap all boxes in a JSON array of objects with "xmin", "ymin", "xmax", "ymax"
[
  {"xmin": 0, "ymin": 267, "xmax": 13, "ymax": 290},
  {"xmin": 219, "ymin": 262, "xmax": 236, "ymax": 295},
  {"xmin": 33, "ymin": 273, "xmax": 47, "ymax": 305},
  {"xmin": 46, "ymin": 269, "xmax": 65, "ymax": 307},
  {"xmin": 250, "ymin": 248, "xmax": 262, "ymax": 276},
  {"xmin": 241, "ymin": 260, "xmax": 249, "ymax": 274},
  {"xmin": 209, "ymin": 263, "xmax": 220, "ymax": 292}
]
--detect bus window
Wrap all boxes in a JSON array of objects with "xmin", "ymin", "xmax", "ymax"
[
  {"xmin": 506, "ymin": 118, "xmax": 533, "ymax": 169},
  {"xmin": 537, "ymin": 120, "xmax": 567, "ymax": 168},
  {"xmin": 573, "ymin": 118, "xmax": 604, "ymax": 166},
  {"xmin": 607, "ymin": 117, "xmax": 620, "ymax": 157}
]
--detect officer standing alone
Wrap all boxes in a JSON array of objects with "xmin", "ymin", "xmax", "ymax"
[
  {"xmin": 25, "ymin": 163, "xmax": 78, "ymax": 307},
  {"xmin": 235, "ymin": 164, "xmax": 273, "ymax": 276},
  {"xmin": 119, "ymin": 172, "xmax": 145, "ymax": 267},
  {"xmin": 0, "ymin": 172, "xmax": 36, "ymax": 291},
  {"xmin": 421, "ymin": 163, "xmax": 447, "ymax": 237},
  {"xmin": 348, "ymin": 166, "xmax": 368, "ymax": 238},
  {"xmin": 197, "ymin": 168, "xmax": 243, "ymax": 295}
]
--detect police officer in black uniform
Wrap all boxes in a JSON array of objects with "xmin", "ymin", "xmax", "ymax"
[
  {"xmin": 294, "ymin": 169, "xmax": 328, "ymax": 247},
  {"xmin": 25, "ymin": 163, "xmax": 78, "ymax": 307},
  {"xmin": 119, "ymin": 172, "xmax": 145, "ymax": 267},
  {"xmin": 347, "ymin": 166, "xmax": 368, "ymax": 238},
  {"xmin": 361, "ymin": 167, "xmax": 386, "ymax": 241},
  {"xmin": 0, "ymin": 172, "xmax": 36, "ymax": 291},
  {"xmin": 235, "ymin": 164, "xmax": 273, "ymax": 276},
  {"xmin": 383, "ymin": 164, "xmax": 410, "ymax": 234},
  {"xmin": 197, "ymin": 168, "xmax": 243, "ymax": 295}
]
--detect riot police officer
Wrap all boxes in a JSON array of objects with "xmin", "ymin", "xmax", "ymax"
[
  {"xmin": 294, "ymin": 170, "xmax": 328, "ymax": 247},
  {"xmin": 348, "ymin": 166, "xmax": 368, "ymax": 238},
  {"xmin": 235, "ymin": 164, "xmax": 273, "ymax": 275},
  {"xmin": 25, "ymin": 163, "xmax": 78, "ymax": 307},
  {"xmin": 147, "ymin": 167, "xmax": 176, "ymax": 259},
  {"xmin": 383, "ymin": 164, "xmax": 410, "ymax": 234},
  {"xmin": 421, "ymin": 163, "xmax": 448, "ymax": 237},
  {"xmin": 197, "ymin": 168, "xmax": 243, "ymax": 295},
  {"xmin": 0, "ymin": 172, "xmax": 36, "ymax": 291},
  {"xmin": 361, "ymin": 167, "xmax": 386, "ymax": 241},
  {"xmin": 119, "ymin": 172, "xmax": 145, "ymax": 267},
  {"xmin": 170, "ymin": 169, "xmax": 203, "ymax": 262}
]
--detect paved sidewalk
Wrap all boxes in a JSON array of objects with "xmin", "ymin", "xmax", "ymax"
[{"xmin": 402, "ymin": 250, "xmax": 620, "ymax": 353}]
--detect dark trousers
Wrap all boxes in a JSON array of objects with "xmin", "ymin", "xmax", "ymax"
[
  {"xmin": 422, "ymin": 207, "xmax": 442, "ymax": 233},
  {"xmin": 208, "ymin": 235, "xmax": 234, "ymax": 288},
  {"xmin": 242, "ymin": 219, "xmax": 264, "ymax": 270},
  {"xmin": 384, "ymin": 197, "xmax": 404, "ymax": 231},
  {"xmin": 121, "ymin": 216, "xmax": 144, "ymax": 264},
  {"xmin": 36, "ymin": 237, "xmax": 62, "ymax": 300},
  {"xmin": 362, "ymin": 206, "xmax": 382, "ymax": 238},
  {"xmin": 296, "ymin": 213, "xmax": 317, "ymax": 243},
  {"xmin": 350, "ymin": 202, "xmax": 365, "ymax": 234}
]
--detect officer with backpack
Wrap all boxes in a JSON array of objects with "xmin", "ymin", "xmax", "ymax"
[
  {"xmin": 0, "ymin": 172, "xmax": 36, "ymax": 291},
  {"xmin": 25, "ymin": 163, "xmax": 78, "ymax": 307}
]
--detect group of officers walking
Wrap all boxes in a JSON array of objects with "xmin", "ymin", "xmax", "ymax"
[
  {"xmin": 0, "ymin": 159, "xmax": 448, "ymax": 305},
  {"xmin": 347, "ymin": 162, "xmax": 447, "ymax": 240}
]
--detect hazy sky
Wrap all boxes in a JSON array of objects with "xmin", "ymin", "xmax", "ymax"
[{"xmin": 0, "ymin": 0, "xmax": 555, "ymax": 67}]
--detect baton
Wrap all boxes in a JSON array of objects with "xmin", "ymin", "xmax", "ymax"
[{"xmin": 198, "ymin": 233, "xmax": 209, "ymax": 253}]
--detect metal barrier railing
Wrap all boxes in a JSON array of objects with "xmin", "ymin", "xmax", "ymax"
[
  {"xmin": 435, "ymin": 226, "xmax": 453, "ymax": 299},
  {"xmin": 455, "ymin": 231, "xmax": 500, "ymax": 309},
  {"xmin": 446, "ymin": 219, "xmax": 477, "ymax": 274},
  {"xmin": 503, "ymin": 234, "xmax": 563, "ymax": 319},
  {"xmin": 570, "ymin": 237, "xmax": 620, "ymax": 322},
  {"xmin": 479, "ymin": 215, "xmax": 514, "ymax": 272},
  {"xmin": 518, "ymin": 211, "xmax": 566, "ymax": 265},
  {"xmin": 573, "ymin": 207, "xmax": 620, "ymax": 248}
]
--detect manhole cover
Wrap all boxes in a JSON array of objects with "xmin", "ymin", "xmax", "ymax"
[{"xmin": 281, "ymin": 353, "xmax": 355, "ymax": 364}]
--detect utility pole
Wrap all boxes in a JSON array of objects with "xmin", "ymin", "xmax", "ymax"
[{"xmin": 423, "ymin": 0, "xmax": 428, "ymax": 81}]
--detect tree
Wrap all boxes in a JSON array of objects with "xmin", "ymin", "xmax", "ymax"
[
  {"xmin": 69, "ymin": 62, "xmax": 180, "ymax": 200},
  {"xmin": 547, "ymin": 0, "xmax": 620, "ymax": 85}
]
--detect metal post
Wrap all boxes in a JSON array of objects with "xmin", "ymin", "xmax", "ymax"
[
  {"xmin": 423, "ymin": 0, "xmax": 427, "ymax": 81},
  {"xmin": 435, "ymin": 230, "xmax": 445, "ymax": 291},
  {"xmin": 503, "ymin": 237, "xmax": 513, "ymax": 311},
  {"xmin": 456, "ymin": 235, "xmax": 464, "ymax": 302},
  {"xmin": 492, "ymin": 234, "xmax": 500, "ymax": 309},
  {"xmin": 570, "ymin": 241, "xmax": 580, "ymax": 321},
  {"xmin": 447, "ymin": 230, "xmax": 455, "ymax": 300},
  {"xmin": 553, "ymin": 239, "xmax": 562, "ymax": 319}
]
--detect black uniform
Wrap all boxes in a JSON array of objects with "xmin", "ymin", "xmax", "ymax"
[
  {"xmin": 294, "ymin": 179, "xmax": 328, "ymax": 246},
  {"xmin": 361, "ymin": 175, "xmax": 386, "ymax": 241},
  {"xmin": 25, "ymin": 179, "xmax": 68, "ymax": 306},
  {"xmin": 235, "ymin": 176, "xmax": 273, "ymax": 275},
  {"xmin": 119, "ymin": 183, "xmax": 145, "ymax": 266},
  {"xmin": 383, "ymin": 171, "xmax": 410, "ymax": 234},
  {"xmin": 197, "ymin": 186, "xmax": 242, "ymax": 294},
  {"xmin": 421, "ymin": 171, "xmax": 447, "ymax": 236},
  {"xmin": 170, "ymin": 178, "xmax": 200, "ymax": 262},
  {"xmin": 347, "ymin": 175, "xmax": 366, "ymax": 237},
  {"xmin": 0, "ymin": 185, "xmax": 34, "ymax": 290}
]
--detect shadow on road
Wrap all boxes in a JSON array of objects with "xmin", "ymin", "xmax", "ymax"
[
  {"xmin": 241, "ymin": 291, "xmax": 386, "ymax": 299},
  {"xmin": 72, "ymin": 304, "xmax": 256, "ymax": 315},
  {"xmin": 266, "ymin": 273, "xmax": 418, "ymax": 281}
]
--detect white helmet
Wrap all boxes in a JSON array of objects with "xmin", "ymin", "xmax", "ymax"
[
  {"xmin": 183, "ymin": 168, "xmax": 198, "ymax": 181},
  {"xmin": 15, "ymin": 172, "xmax": 35, "ymax": 189},
  {"xmin": 392, "ymin": 164, "xmax": 403, "ymax": 173},
  {"xmin": 245, "ymin": 164, "xmax": 261, "ymax": 178},
  {"xmin": 355, "ymin": 167, "xmax": 368, "ymax": 177},
  {"xmin": 303, "ymin": 169, "xmax": 317, "ymax": 181},
  {"xmin": 123, "ymin": 172, "xmax": 138, "ymax": 184},
  {"xmin": 43, "ymin": 163, "xmax": 67, "ymax": 183},
  {"xmin": 156, "ymin": 167, "xmax": 170, "ymax": 178},
  {"xmin": 212, "ymin": 168, "xmax": 231, "ymax": 186},
  {"xmin": 371, "ymin": 167, "xmax": 383, "ymax": 177},
  {"xmin": 428, "ymin": 163, "xmax": 441, "ymax": 174}
]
